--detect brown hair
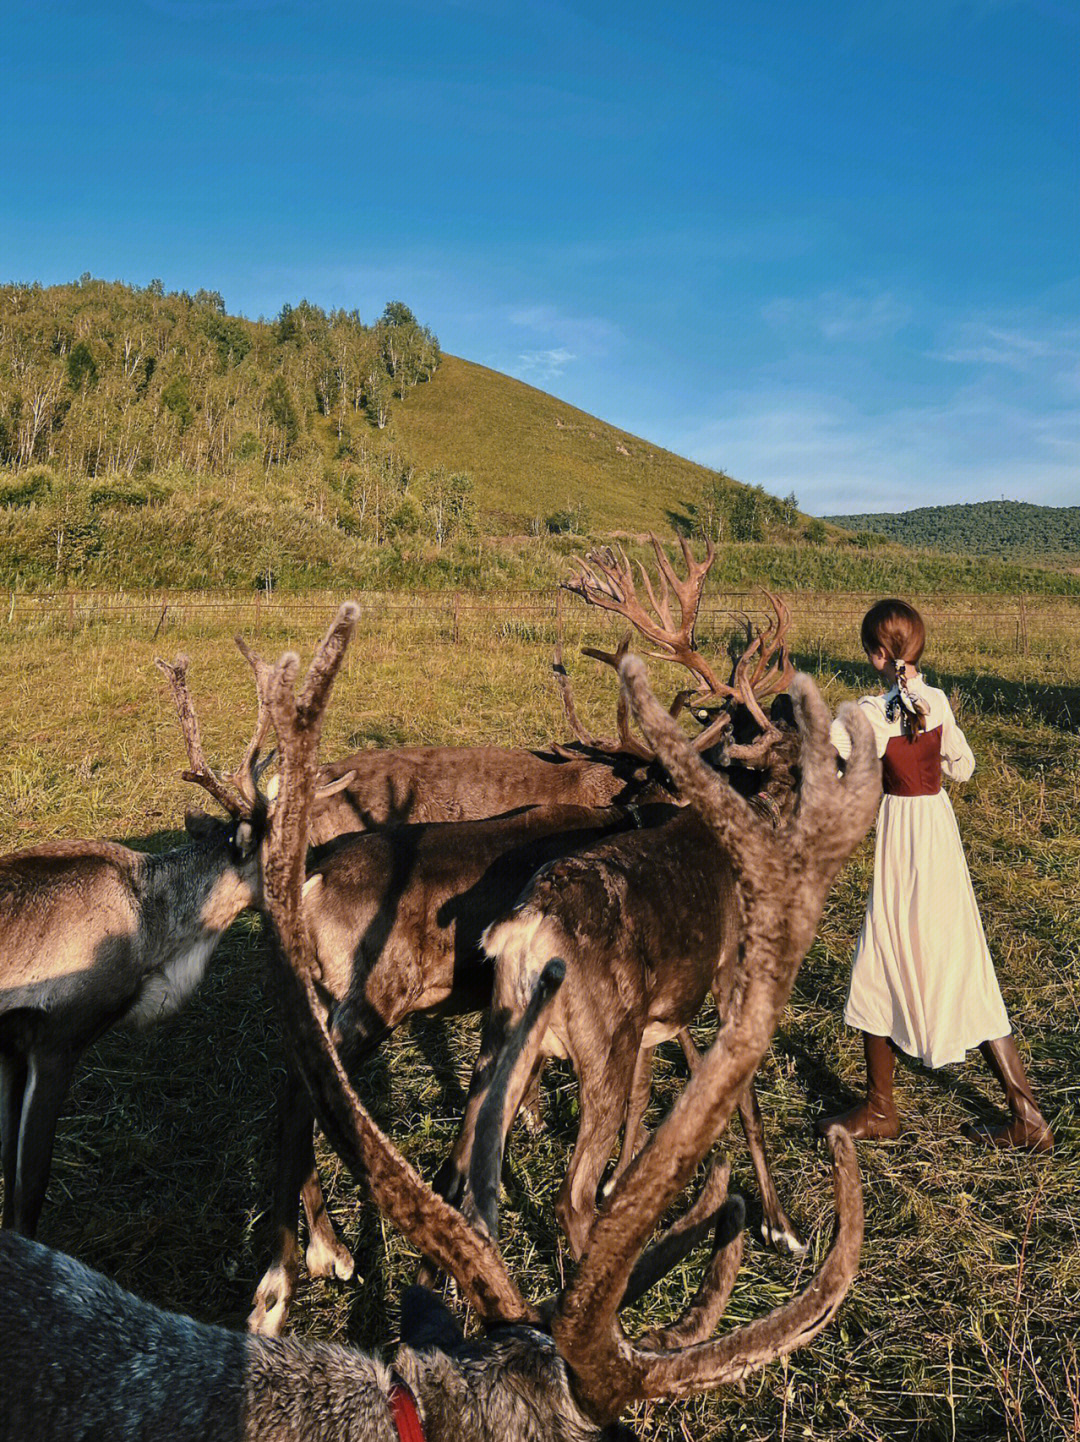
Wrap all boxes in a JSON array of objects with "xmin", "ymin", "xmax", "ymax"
[
  {"xmin": 860, "ymin": 598, "xmax": 926, "ymax": 665},
  {"xmin": 861, "ymin": 599, "xmax": 927, "ymax": 737}
]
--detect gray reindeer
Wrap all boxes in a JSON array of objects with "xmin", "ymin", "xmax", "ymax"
[
  {"xmin": 0, "ymin": 603, "xmax": 877, "ymax": 1441},
  {"xmin": 0, "ymin": 655, "xmax": 271, "ymax": 1236}
]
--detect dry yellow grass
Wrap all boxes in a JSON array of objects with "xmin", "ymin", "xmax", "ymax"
[{"xmin": 0, "ymin": 591, "xmax": 1077, "ymax": 1440}]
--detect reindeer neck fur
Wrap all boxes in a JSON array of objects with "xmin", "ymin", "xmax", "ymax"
[
  {"xmin": 121, "ymin": 834, "xmax": 256, "ymax": 1028},
  {"xmin": 395, "ymin": 1328, "xmax": 607, "ymax": 1442}
]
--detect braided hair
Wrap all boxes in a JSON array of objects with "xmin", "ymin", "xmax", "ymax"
[{"xmin": 861, "ymin": 599, "xmax": 929, "ymax": 740}]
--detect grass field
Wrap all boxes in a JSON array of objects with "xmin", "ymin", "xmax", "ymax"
[{"xmin": 1, "ymin": 589, "xmax": 1077, "ymax": 1440}]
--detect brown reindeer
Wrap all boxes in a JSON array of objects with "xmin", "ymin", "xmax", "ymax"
[
  {"xmin": 0, "ymin": 605, "xmax": 878, "ymax": 1441},
  {"xmin": 240, "ymin": 581, "xmax": 799, "ymax": 1334},
  {"xmin": 432, "ymin": 554, "xmax": 805, "ymax": 1260},
  {"xmin": 301, "ymin": 535, "xmax": 777, "ymax": 843},
  {"xmin": 246, "ymin": 796, "xmax": 680, "ymax": 1335},
  {"xmin": 0, "ymin": 656, "xmax": 269, "ymax": 1238}
]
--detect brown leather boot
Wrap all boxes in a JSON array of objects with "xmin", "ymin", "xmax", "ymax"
[
  {"xmin": 964, "ymin": 1036, "xmax": 1054, "ymax": 1152},
  {"xmin": 816, "ymin": 1033, "xmax": 900, "ymax": 1140}
]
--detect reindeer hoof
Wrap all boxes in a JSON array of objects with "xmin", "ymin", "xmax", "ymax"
[
  {"xmin": 519, "ymin": 1099, "xmax": 546, "ymax": 1136},
  {"xmin": 248, "ymin": 1269, "xmax": 292, "ymax": 1337},
  {"xmin": 305, "ymin": 1234, "xmax": 356, "ymax": 1283},
  {"xmin": 759, "ymin": 1218, "xmax": 807, "ymax": 1257}
]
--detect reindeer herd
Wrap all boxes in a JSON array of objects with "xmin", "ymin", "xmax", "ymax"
[{"xmin": 0, "ymin": 539, "xmax": 883, "ymax": 1441}]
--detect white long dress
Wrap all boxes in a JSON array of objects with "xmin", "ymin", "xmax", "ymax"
[{"xmin": 833, "ymin": 676, "xmax": 1011, "ymax": 1068}]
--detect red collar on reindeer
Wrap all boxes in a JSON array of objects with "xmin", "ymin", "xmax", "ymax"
[{"xmin": 389, "ymin": 1371, "xmax": 426, "ymax": 1442}]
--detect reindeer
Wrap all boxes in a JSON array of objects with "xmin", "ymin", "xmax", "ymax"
[
  {"xmin": 435, "ymin": 552, "xmax": 808, "ymax": 1260},
  {"xmin": 239, "ymin": 576, "xmax": 800, "ymax": 1334},
  {"xmin": 0, "ymin": 656, "xmax": 268, "ymax": 1238},
  {"xmin": 0, "ymin": 605, "xmax": 878, "ymax": 1441},
  {"xmin": 302, "ymin": 535, "xmax": 774, "ymax": 843},
  {"xmin": 246, "ymin": 796, "xmax": 680, "ymax": 1335}
]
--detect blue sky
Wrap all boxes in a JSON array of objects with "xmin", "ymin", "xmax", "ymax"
[{"xmin": 3, "ymin": 0, "xmax": 1077, "ymax": 514}]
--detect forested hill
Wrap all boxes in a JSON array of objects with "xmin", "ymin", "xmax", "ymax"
[
  {"xmin": 0, "ymin": 277, "xmax": 799, "ymax": 540},
  {"xmin": 3, "ymin": 279, "xmax": 1077, "ymax": 596},
  {"xmin": 824, "ymin": 500, "xmax": 1080, "ymax": 562}
]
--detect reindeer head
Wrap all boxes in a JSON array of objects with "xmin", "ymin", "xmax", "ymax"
[{"xmin": 155, "ymin": 652, "xmax": 272, "ymax": 901}]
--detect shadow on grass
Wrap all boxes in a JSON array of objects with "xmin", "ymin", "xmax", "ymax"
[
  {"xmin": 785, "ymin": 1023, "xmax": 1038, "ymax": 1137},
  {"xmin": 794, "ymin": 648, "xmax": 1080, "ymax": 732},
  {"xmin": 409, "ymin": 1013, "xmax": 470, "ymax": 1115},
  {"xmin": 664, "ymin": 505, "xmax": 696, "ymax": 537}
]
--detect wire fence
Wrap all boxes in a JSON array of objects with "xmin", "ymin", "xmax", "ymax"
[{"xmin": 4, "ymin": 587, "xmax": 1078, "ymax": 661}]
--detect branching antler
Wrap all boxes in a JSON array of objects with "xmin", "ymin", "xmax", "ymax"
[
  {"xmin": 565, "ymin": 533, "xmax": 723, "ymax": 697},
  {"xmin": 156, "ymin": 654, "xmax": 268, "ymax": 817},
  {"xmin": 257, "ymin": 603, "xmax": 536, "ymax": 1325},
  {"xmin": 546, "ymin": 656, "xmax": 880, "ymax": 1419},
  {"xmin": 722, "ymin": 590, "xmax": 795, "ymax": 736},
  {"xmin": 558, "ymin": 555, "xmax": 796, "ymax": 762}
]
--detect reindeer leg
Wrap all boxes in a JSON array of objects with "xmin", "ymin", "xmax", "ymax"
[
  {"xmin": 557, "ymin": 1037, "xmax": 635, "ymax": 1259},
  {"xmin": 12, "ymin": 1049, "xmax": 76, "ymax": 1237},
  {"xmin": 518, "ymin": 1057, "xmax": 548, "ymax": 1135},
  {"xmin": 249, "ymin": 1066, "xmax": 353, "ymax": 1336},
  {"xmin": 0, "ymin": 1049, "xmax": 28, "ymax": 1230},
  {"xmin": 301, "ymin": 1146, "xmax": 355, "ymax": 1284},
  {"xmin": 738, "ymin": 1080, "xmax": 806, "ymax": 1256},
  {"xmin": 419, "ymin": 1009, "xmax": 544, "ymax": 1289},
  {"xmin": 432, "ymin": 1006, "xmax": 514, "ymax": 1214},
  {"xmin": 600, "ymin": 1043, "xmax": 654, "ymax": 1200},
  {"xmin": 676, "ymin": 1026, "xmax": 703, "ymax": 1074}
]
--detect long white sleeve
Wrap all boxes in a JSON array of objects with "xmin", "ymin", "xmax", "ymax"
[
  {"xmin": 830, "ymin": 696, "xmax": 890, "ymax": 762},
  {"xmin": 829, "ymin": 716, "xmax": 853, "ymax": 761}
]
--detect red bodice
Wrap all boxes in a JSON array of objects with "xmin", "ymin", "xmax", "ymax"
[{"xmin": 882, "ymin": 725, "xmax": 942, "ymax": 796}]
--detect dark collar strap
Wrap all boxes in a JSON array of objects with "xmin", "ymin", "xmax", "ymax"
[{"xmin": 389, "ymin": 1371, "xmax": 426, "ymax": 1442}]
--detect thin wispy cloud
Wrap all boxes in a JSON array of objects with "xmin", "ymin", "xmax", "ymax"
[
  {"xmin": 763, "ymin": 289, "xmax": 913, "ymax": 341},
  {"xmin": 506, "ymin": 305, "xmax": 620, "ymax": 356},
  {"xmin": 931, "ymin": 323, "xmax": 1071, "ymax": 371},
  {"xmin": 515, "ymin": 348, "xmax": 576, "ymax": 383},
  {"xmin": 678, "ymin": 380, "xmax": 1079, "ymax": 516}
]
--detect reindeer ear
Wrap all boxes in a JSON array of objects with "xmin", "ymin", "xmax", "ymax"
[
  {"xmin": 769, "ymin": 693, "xmax": 796, "ymax": 728},
  {"xmin": 184, "ymin": 808, "xmax": 219, "ymax": 839},
  {"xmin": 231, "ymin": 819, "xmax": 258, "ymax": 860},
  {"xmin": 399, "ymin": 1285, "xmax": 465, "ymax": 1353}
]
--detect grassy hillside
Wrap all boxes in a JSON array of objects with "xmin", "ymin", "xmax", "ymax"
[
  {"xmin": 382, "ymin": 352, "xmax": 744, "ymax": 533},
  {"xmin": 2, "ymin": 492, "xmax": 1079, "ymax": 595},
  {"xmin": 825, "ymin": 500, "xmax": 1080, "ymax": 563},
  {"xmin": 2, "ymin": 279, "xmax": 1077, "ymax": 596},
  {"xmin": 0, "ymin": 277, "xmax": 791, "ymax": 544}
]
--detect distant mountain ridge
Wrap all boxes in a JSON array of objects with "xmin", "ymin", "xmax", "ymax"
[{"xmin": 824, "ymin": 500, "xmax": 1080, "ymax": 560}]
